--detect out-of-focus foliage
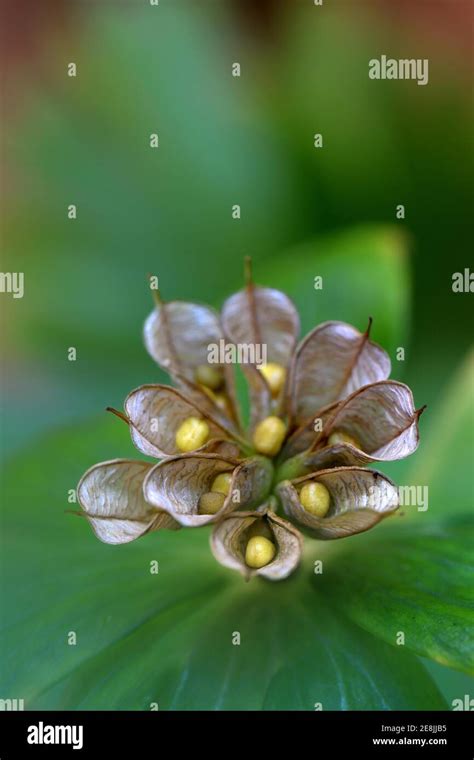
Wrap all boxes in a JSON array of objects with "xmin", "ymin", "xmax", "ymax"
[
  {"xmin": 2, "ymin": 2, "xmax": 473, "ymax": 450},
  {"xmin": 325, "ymin": 515, "xmax": 474, "ymax": 674},
  {"xmin": 0, "ymin": 414, "xmax": 448, "ymax": 710}
]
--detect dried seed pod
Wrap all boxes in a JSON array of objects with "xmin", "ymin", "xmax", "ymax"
[
  {"xmin": 170, "ymin": 371, "xmax": 241, "ymax": 432},
  {"xmin": 144, "ymin": 300, "xmax": 223, "ymax": 383},
  {"xmin": 77, "ymin": 459, "xmax": 179, "ymax": 545},
  {"xmin": 243, "ymin": 364, "xmax": 273, "ymax": 431},
  {"xmin": 210, "ymin": 507, "xmax": 303, "ymax": 580},
  {"xmin": 144, "ymin": 453, "xmax": 273, "ymax": 527},
  {"xmin": 300, "ymin": 441, "xmax": 388, "ymax": 480},
  {"xmin": 246, "ymin": 515, "xmax": 275, "ymax": 541},
  {"xmin": 276, "ymin": 445, "xmax": 371, "ymax": 483},
  {"xmin": 327, "ymin": 430, "xmax": 361, "ymax": 448},
  {"xmin": 314, "ymin": 381, "xmax": 422, "ymax": 461},
  {"xmin": 221, "ymin": 285, "xmax": 299, "ymax": 373},
  {"xmin": 277, "ymin": 466, "xmax": 399, "ymax": 539},
  {"xmin": 288, "ymin": 320, "xmax": 390, "ymax": 425},
  {"xmin": 124, "ymin": 384, "xmax": 236, "ymax": 458},
  {"xmin": 221, "ymin": 275, "xmax": 299, "ymax": 427},
  {"xmin": 284, "ymin": 381, "xmax": 422, "ymax": 469},
  {"xmin": 281, "ymin": 401, "xmax": 341, "ymax": 459},
  {"xmin": 144, "ymin": 296, "xmax": 241, "ymax": 442}
]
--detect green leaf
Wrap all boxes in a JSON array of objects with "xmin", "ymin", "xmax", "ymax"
[
  {"xmin": 406, "ymin": 349, "xmax": 474, "ymax": 518},
  {"xmin": 323, "ymin": 516, "xmax": 474, "ymax": 675},
  {"xmin": 0, "ymin": 417, "xmax": 447, "ymax": 710},
  {"xmin": 254, "ymin": 225, "xmax": 410, "ymax": 367},
  {"xmin": 423, "ymin": 657, "xmax": 474, "ymax": 710}
]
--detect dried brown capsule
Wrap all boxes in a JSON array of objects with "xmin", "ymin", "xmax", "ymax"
[
  {"xmin": 144, "ymin": 298, "xmax": 222, "ymax": 383},
  {"xmin": 77, "ymin": 459, "xmax": 179, "ymax": 545},
  {"xmin": 281, "ymin": 400, "xmax": 341, "ymax": 459},
  {"xmin": 144, "ymin": 453, "xmax": 273, "ymax": 527},
  {"xmin": 278, "ymin": 381, "xmax": 423, "ymax": 482},
  {"xmin": 314, "ymin": 381, "xmax": 422, "ymax": 461},
  {"xmin": 124, "ymin": 384, "xmax": 240, "ymax": 458},
  {"xmin": 288, "ymin": 319, "xmax": 390, "ymax": 425},
  {"xmin": 277, "ymin": 466, "xmax": 399, "ymax": 539},
  {"xmin": 221, "ymin": 261, "xmax": 299, "ymax": 426},
  {"xmin": 210, "ymin": 506, "xmax": 303, "ymax": 580}
]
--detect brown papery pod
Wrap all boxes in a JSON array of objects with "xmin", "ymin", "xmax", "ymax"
[
  {"xmin": 144, "ymin": 299, "xmax": 223, "ymax": 383},
  {"xmin": 77, "ymin": 459, "xmax": 179, "ymax": 545},
  {"xmin": 169, "ymin": 371, "xmax": 241, "ymax": 433},
  {"xmin": 124, "ymin": 384, "xmax": 242, "ymax": 458},
  {"xmin": 244, "ymin": 364, "xmax": 273, "ymax": 432},
  {"xmin": 282, "ymin": 381, "xmax": 422, "ymax": 467},
  {"xmin": 143, "ymin": 453, "xmax": 273, "ymax": 527},
  {"xmin": 281, "ymin": 400, "xmax": 341, "ymax": 459},
  {"xmin": 277, "ymin": 466, "xmax": 399, "ymax": 540},
  {"xmin": 288, "ymin": 320, "xmax": 390, "ymax": 425},
  {"xmin": 210, "ymin": 506, "xmax": 303, "ymax": 581},
  {"xmin": 311, "ymin": 380, "xmax": 424, "ymax": 462},
  {"xmin": 221, "ymin": 262, "xmax": 300, "ymax": 427},
  {"xmin": 299, "ymin": 443, "xmax": 375, "ymax": 474},
  {"xmin": 143, "ymin": 298, "xmax": 241, "ymax": 425}
]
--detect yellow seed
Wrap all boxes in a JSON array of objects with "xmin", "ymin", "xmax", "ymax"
[
  {"xmin": 252, "ymin": 416, "xmax": 287, "ymax": 457},
  {"xmin": 195, "ymin": 365, "xmax": 224, "ymax": 391},
  {"xmin": 328, "ymin": 430, "xmax": 361, "ymax": 449},
  {"xmin": 257, "ymin": 362, "xmax": 286, "ymax": 398},
  {"xmin": 211, "ymin": 472, "xmax": 233, "ymax": 495},
  {"xmin": 299, "ymin": 481, "xmax": 331, "ymax": 517},
  {"xmin": 198, "ymin": 491, "xmax": 226, "ymax": 515},
  {"xmin": 213, "ymin": 392, "xmax": 230, "ymax": 412},
  {"xmin": 175, "ymin": 416, "xmax": 210, "ymax": 452},
  {"xmin": 245, "ymin": 536, "xmax": 276, "ymax": 569},
  {"xmin": 198, "ymin": 385, "xmax": 230, "ymax": 413}
]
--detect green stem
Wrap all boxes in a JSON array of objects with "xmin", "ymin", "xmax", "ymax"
[
  {"xmin": 275, "ymin": 452, "xmax": 310, "ymax": 483},
  {"xmin": 251, "ymin": 455, "xmax": 274, "ymax": 505}
]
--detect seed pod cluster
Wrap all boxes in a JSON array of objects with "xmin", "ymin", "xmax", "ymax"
[{"xmin": 78, "ymin": 271, "xmax": 423, "ymax": 582}]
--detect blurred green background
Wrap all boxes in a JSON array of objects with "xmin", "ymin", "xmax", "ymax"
[
  {"xmin": 2, "ymin": 0, "xmax": 473, "ymax": 453},
  {"xmin": 1, "ymin": 0, "xmax": 473, "ymax": 708}
]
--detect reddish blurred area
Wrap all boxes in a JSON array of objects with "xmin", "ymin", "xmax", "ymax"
[
  {"xmin": 382, "ymin": 0, "xmax": 472, "ymax": 55},
  {"xmin": 1, "ymin": 0, "xmax": 75, "ymax": 115},
  {"xmin": 233, "ymin": 0, "xmax": 473, "ymax": 54},
  {"xmin": 2, "ymin": 0, "xmax": 71, "ymax": 65},
  {"xmin": 2, "ymin": 0, "xmax": 473, "ymax": 61},
  {"xmin": 0, "ymin": 0, "xmax": 471, "ymax": 112}
]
